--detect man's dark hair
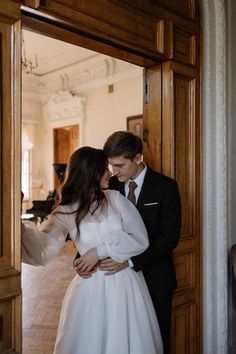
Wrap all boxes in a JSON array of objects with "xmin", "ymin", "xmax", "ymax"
[{"xmin": 103, "ymin": 131, "xmax": 143, "ymax": 159}]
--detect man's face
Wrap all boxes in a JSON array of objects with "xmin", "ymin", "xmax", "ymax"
[{"xmin": 108, "ymin": 154, "xmax": 143, "ymax": 182}]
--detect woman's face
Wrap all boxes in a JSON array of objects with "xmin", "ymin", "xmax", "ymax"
[{"xmin": 100, "ymin": 167, "xmax": 112, "ymax": 189}]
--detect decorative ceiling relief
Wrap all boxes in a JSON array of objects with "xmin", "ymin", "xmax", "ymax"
[
  {"xmin": 22, "ymin": 29, "xmax": 142, "ymax": 100},
  {"xmin": 44, "ymin": 91, "xmax": 86, "ymax": 122},
  {"xmin": 22, "ymin": 54, "xmax": 141, "ymax": 99}
]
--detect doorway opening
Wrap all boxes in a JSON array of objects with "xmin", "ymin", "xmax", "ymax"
[{"xmin": 21, "ymin": 28, "xmax": 143, "ymax": 353}]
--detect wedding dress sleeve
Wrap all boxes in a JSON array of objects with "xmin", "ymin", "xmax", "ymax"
[
  {"xmin": 97, "ymin": 190, "xmax": 149, "ymax": 262},
  {"xmin": 21, "ymin": 206, "xmax": 70, "ymax": 266}
]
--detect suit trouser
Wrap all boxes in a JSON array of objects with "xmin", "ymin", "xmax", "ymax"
[{"xmin": 149, "ymin": 290, "xmax": 173, "ymax": 354}]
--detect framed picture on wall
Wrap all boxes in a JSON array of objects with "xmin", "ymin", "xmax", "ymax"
[{"xmin": 126, "ymin": 115, "xmax": 143, "ymax": 139}]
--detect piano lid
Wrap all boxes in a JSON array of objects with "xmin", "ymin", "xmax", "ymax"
[{"xmin": 53, "ymin": 163, "xmax": 67, "ymax": 183}]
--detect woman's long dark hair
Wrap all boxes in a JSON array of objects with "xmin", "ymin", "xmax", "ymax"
[{"xmin": 55, "ymin": 146, "xmax": 108, "ymax": 235}]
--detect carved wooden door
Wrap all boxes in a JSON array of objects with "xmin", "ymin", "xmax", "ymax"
[
  {"xmin": 162, "ymin": 61, "xmax": 201, "ymax": 354},
  {"xmin": 144, "ymin": 62, "xmax": 200, "ymax": 353},
  {"xmin": 0, "ymin": 1, "xmax": 22, "ymax": 352}
]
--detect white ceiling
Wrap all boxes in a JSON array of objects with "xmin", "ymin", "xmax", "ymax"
[
  {"xmin": 22, "ymin": 30, "xmax": 99, "ymax": 76},
  {"xmin": 22, "ymin": 30, "xmax": 142, "ymax": 99}
]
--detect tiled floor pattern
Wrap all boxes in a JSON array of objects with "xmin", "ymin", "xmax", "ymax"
[{"xmin": 22, "ymin": 240, "xmax": 76, "ymax": 354}]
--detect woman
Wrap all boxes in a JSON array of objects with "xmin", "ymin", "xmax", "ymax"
[{"xmin": 22, "ymin": 146, "xmax": 163, "ymax": 354}]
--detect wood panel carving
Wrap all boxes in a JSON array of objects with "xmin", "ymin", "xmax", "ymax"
[
  {"xmin": 175, "ymin": 74, "xmax": 195, "ymax": 237},
  {"xmin": 174, "ymin": 242, "xmax": 196, "ymax": 292},
  {"xmin": 0, "ymin": 4, "xmax": 22, "ymax": 352},
  {"xmin": 162, "ymin": 61, "xmax": 200, "ymax": 353},
  {"xmin": 171, "ymin": 303, "xmax": 197, "ymax": 354},
  {"xmin": 23, "ymin": 0, "xmax": 40, "ymax": 8},
  {"xmin": 29, "ymin": 0, "xmax": 172, "ymax": 60},
  {"xmin": 162, "ymin": 63, "xmax": 197, "ymax": 237},
  {"xmin": 0, "ymin": 301, "xmax": 12, "ymax": 352},
  {"xmin": 156, "ymin": 19, "xmax": 173, "ymax": 58},
  {"xmin": 174, "ymin": 28, "xmax": 196, "ymax": 65},
  {"xmin": 149, "ymin": 0, "xmax": 196, "ymax": 20},
  {"xmin": 143, "ymin": 66, "xmax": 162, "ymax": 172},
  {"xmin": 109, "ymin": 0, "xmax": 197, "ymax": 35}
]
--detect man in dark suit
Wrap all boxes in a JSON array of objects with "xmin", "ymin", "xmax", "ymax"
[{"xmin": 75, "ymin": 131, "xmax": 181, "ymax": 354}]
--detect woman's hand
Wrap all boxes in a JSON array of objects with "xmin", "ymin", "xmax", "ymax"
[
  {"xmin": 98, "ymin": 258, "xmax": 129, "ymax": 275},
  {"xmin": 74, "ymin": 248, "xmax": 99, "ymax": 273}
]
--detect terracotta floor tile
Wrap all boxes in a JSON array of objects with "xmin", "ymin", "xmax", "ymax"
[{"xmin": 22, "ymin": 241, "xmax": 76, "ymax": 353}]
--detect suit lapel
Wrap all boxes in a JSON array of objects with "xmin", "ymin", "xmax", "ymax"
[{"xmin": 110, "ymin": 168, "xmax": 158, "ymax": 208}]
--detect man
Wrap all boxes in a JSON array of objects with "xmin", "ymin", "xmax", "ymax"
[{"xmin": 75, "ymin": 131, "xmax": 181, "ymax": 354}]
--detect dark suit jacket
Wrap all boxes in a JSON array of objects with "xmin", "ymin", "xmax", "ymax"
[{"xmin": 109, "ymin": 166, "xmax": 181, "ymax": 299}]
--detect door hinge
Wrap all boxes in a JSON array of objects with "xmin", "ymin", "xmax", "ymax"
[{"xmin": 144, "ymin": 72, "xmax": 149, "ymax": 104}]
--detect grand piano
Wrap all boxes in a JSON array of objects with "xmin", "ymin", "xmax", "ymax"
[{"xmin": 26, "ymin": 163, "xmax": 67, "ymax": 220}]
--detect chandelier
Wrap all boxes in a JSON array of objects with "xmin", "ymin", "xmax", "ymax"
[{"xmin": 21, "ymin": 35, "xmax": 39, "ymax": 75}]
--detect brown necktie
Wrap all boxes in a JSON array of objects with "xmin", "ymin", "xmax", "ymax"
[{"xmin": 127, "ymin": 180, "xmax": 138, "ymax": 205}]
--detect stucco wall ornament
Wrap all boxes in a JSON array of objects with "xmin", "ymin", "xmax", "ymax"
[{"xmin": 45, "ymin": 90, "xmax": 86, "ymax": 122}]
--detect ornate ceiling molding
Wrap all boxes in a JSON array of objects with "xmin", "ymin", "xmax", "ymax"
[{"xmin": 22, "ymin": 55, "xmax": 142, "ymax": 100}]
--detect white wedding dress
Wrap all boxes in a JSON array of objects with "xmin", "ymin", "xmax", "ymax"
[{"xmin": 22, "ymin": 190, "xmax": 163, "ymax": 354}]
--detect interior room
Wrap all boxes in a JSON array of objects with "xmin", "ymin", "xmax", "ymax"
[
  {"xmin": 2, "ymin": 1, "xmax": 236, "ymax": 353},
  {"xmin": 21, "ymin": 29, "xmax": 143, "ymax": 353}
]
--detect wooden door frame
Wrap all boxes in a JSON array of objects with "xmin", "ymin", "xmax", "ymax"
[
  {"xmin": 20, "ymin": 5, "xmax": 202, "ymax": 354},
  {"xmin": 21, "ymin": 11, "xmax": 157, "ymax": 69}
]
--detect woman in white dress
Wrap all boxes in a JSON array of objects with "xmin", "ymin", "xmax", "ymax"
[{"xmin": 22, "ymin": 146, "xmax": 163, "ymax": 354}]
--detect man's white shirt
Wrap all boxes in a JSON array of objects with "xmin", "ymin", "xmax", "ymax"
[
  {"xmin": 124, "ymin": 164, "xmax": 147, "ymax": 201},
  {"xmin": 125, "ymin": 164, "xmax": 147, "ymax": 268}
]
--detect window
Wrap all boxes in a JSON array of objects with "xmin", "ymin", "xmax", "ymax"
[{"xmin": 22, "ymin": 149, "xmax": 31, "ymax": 201}]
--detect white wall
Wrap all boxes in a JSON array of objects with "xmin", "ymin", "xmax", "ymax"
[
  {"xmin": 83, "ymin": 75, "xmax": 143, "ymax": 148},
  {"xmin": 227, "ymin": 0, "xmax": 236, "ymax": 351},
  {"xmin": 22, "ymin": 99, "xmax": 41, "ymax": 123},
  {"xmin": 202, "ymin": 0, "xmax": 236, "ymax": 353},
  {"xmin": 227, "ymin": 0, "xmax": 236, "ymax": 253}
]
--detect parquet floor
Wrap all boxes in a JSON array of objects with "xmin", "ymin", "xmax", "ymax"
[{"xmin": 22, "ymin": 240, "xmax": 77, "ymax": 354}]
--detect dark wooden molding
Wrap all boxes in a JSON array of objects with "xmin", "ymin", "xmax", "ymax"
[{"xmin": 23, "ymin": 0, "xmax": 40, "ymax": 9}]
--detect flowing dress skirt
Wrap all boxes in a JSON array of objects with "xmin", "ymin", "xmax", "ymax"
[{"xmin": 54, "ymin": 268, "xmax": 163, "ymax": 354}]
